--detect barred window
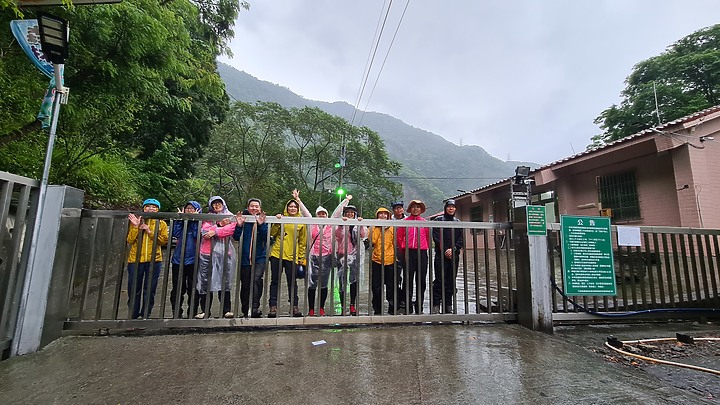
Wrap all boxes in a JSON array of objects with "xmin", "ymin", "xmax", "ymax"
[
  {"xmin": 597, "ymin": 171, "xmax": 640, "ymax": 221},
  {"xmin": 469, "ymin": 205, "xmax": 483, "ymax": 235},
  {"xmin": 470, "ymin": 205, "xmax": 483, "ymax": 222}
]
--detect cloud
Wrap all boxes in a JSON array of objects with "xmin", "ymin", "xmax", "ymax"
[{"xmin": 221, "ymin": 0, "xmax": 720, "ymax": 164}]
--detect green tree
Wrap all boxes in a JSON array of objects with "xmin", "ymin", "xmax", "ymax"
[
  {"xmin": 192, "ymin": 101, "xmax": 293, "ymax": 212},
  {"xmin": 188, "ymin": 101, "xmax": 402, "ymax": 215},
  {"xmin": 592, "ymin": 24, "xmax": 720, "ymax": 146},
  {"xmin": 0, "ymin": 0, "xmax": 247, "ymax": 207},
  {"xmin": 285, "ymin": 106, "xmax": 401, "ymax": 215}
]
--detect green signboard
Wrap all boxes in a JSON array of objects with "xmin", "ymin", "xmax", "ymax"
[
  {"xmin": 561, "ymin": 215, "xmax": 616, "ymax": 296},
  {"xmin": 526, "ymin": 205, "xmax": 547, "ymax": 236}
]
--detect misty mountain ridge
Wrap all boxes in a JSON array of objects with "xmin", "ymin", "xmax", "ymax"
[{"xmin": 218, "ymin": 62, "xmax": 537, "ymax": 212}]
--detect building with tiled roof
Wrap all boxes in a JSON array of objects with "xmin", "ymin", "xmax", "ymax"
[{"xmin": 452, "ymin": 105, "xmax": 720, "ymax": 234}]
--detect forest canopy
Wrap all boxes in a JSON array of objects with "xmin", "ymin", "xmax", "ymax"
[
  {"xmin": 0, "ymin": 1, "xmax": 402, "ymax": 215},
  {"xmin": 592, "ymin": 24, "xmax": 720, "ymax": 147}
]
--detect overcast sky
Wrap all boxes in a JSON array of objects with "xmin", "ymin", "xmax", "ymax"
[{"xmin": 219, "ymin": 1, "xmax": 720, "ymax": 165}]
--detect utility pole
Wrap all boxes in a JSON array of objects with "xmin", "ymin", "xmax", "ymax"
[{"xmin": 338, "ymin": 144, "xmax": 346, "ymax": 203}]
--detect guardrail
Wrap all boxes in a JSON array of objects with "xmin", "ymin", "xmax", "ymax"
[
  {"xmin": 548, "ymin": 224, "xmax": 720, "ymax": 321},
  {"xmin": 62, "ymin": 210, "xmax": 515, "ymax": 332},
  {"xmin": 0, "ymin": 172, "xmax": 39, "ymax": 357}
]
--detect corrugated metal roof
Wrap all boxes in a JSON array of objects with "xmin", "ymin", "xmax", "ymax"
[{"xmin": 453, "ymin": 104, "xmax": 720, "ymax": 200}]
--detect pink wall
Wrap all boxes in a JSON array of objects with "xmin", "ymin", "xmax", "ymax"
[{"xmin": 685, "ymin": 133, "xmax": 720, "ymax": 228}]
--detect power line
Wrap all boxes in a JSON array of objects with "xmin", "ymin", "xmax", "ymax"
[
  {"xmin": 350, "ymin": 1, "xmax": 394, "ymax": 127},
  {"xmin": 359, "ymin": 0, "xmax": 410, "ymax": 127},
  {"xmin": 387, "ymin": 176, "xmax": 508, "ymax": 180}
]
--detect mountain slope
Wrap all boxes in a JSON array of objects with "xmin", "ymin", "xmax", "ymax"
[{"xmin": 218, "ymin": 62, "xmax": 536, "ymax": 212}]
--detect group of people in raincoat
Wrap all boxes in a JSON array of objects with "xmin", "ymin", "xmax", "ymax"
[{"xmin": 125, "ymin": 191, "xmax": 463, "ymax": 319}]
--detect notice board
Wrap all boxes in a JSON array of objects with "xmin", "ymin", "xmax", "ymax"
[{"xmin": 560, "ymin": 215, "xmax": 616, "ymax": 296}]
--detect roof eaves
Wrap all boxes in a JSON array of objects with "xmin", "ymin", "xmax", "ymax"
[{"xmin": 533, "ymin": 104, "xmax": 720, "ymax": 172}]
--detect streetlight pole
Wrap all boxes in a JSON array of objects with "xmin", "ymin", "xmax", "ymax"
[
  {"xmin": 33, "ymin": 13, "xmax": 69, "ymax": 214},
  {"xmin": 11, "ymin": 13, "xmax": 69, "ymax": 356}
]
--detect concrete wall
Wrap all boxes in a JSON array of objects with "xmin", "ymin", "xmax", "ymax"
[{"xmin": 683, "ymin": 130, "xmax": 720, "ymax": 228}]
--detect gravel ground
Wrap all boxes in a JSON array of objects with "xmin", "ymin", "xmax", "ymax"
[{"xmin": 555, "ymin": 322, "xmax": 720, "ymax": 402}]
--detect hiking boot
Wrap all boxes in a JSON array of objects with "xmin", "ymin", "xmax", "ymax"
[
  {"xmin": 445, "ymin": 305, "xmax": 453, "ymax": 314},
  {"xmin": 349, "ymin": 305, "xmax": 357, "ymax": 316},
  {"xmin": 194, "ymin": 312, "xmax": 206, "ymax": 319},
  {"xmin": 251, "ymin": 310, "xmax": 262, "ymax": 318},
  {"xmin": 319, "ymin": 307, "xmax": 326, "ymax": 317},
  {"xmin": 292, "ymin": 306, "xmax": 303, "ymax": 317},
  {"xmin": 432, "ymin": 305, "xmax": 441, "ymax": 314},
  {"xmin": 268, "ymin": 306, "xmax": 277, "ymax": 318},
  {"xmin": 224, "ymin": 312, "xmax": 234, "ymax": 318},
  {"xmin": 308, "ymin": 309, "xmax": 316, "ymax": 317}
]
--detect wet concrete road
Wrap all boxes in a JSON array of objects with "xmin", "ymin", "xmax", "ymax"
[{"xmin": 0, "ymin": 324, "xmax": 713, "ymax": 404}]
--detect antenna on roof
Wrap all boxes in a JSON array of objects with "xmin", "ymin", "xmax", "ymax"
[{"xmin": 653, "ymin": 81, "xmax": 661, "ymax": 126}]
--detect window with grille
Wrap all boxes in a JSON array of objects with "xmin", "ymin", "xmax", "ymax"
[
  {"xmin": 470, "ymin": 205, "xmax": 483, "ymax": 222},
  {"xmin": 596, "ymin": 171, "xmax": 640, "ymax": 221},
  {"xmin": 469, "ymin": 205, "xmax": 483, "ymax": 235}
]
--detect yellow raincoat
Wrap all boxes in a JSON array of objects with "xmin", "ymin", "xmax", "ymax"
[
  {"xmin": 270, "ymin": 200, "xmax": 307, "ymax": 265},
  {"xmin": 126, "ymin": 219, "xmax": 169, "ymax": 263}
]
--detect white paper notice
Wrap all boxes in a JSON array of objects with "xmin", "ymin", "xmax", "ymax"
[
  {"xmin": 617, "ymin": 226, "xmax": 641, "ymax": 246},
  {"xmin": 312, "ymin": 340, "xmax": 327, "ymax": 346}
]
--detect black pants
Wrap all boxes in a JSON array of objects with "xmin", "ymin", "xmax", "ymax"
[
  {"xmin": 171, "ymin": 262, "xmax": 198, "ymax": 318},
  {"xmin": 400, "ymin": 249, "xmax": 428, "ymax": 314},
  {"xmin": 308, "ymin": 287, "xmax": 329, "ymax": 311},
  {"xmin": 371, "ymin": 261, "xmax": 400, "ymax": 314},
  {"xmin": 432, "ymin": 253, "xmax": 459, "ymax": 308},
  {"xmin": 339, "ymin": 282, "xmax": 358, "ymax": 308},
  {"xmin": 197, "ymin": 291, "xmax": 231, "ymax": 316},
  {"xmin": 269, "ymin": 257, "xmax": 299, "ymax": 307},
  {"xmin": 240, "ymin": 262, "xmax": 266, "ymax": 315}
]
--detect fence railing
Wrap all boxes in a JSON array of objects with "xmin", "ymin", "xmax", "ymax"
[
  {"xmin": 548, "ymin": 224, "xmax": 720, "ymax": 321},
  {"xmin": 0, "ymin": 172, "xmax": 39, "ymax": 356},
  {"xmin": 62, "ymin": 210, "xmax": 515, "ymax": 331}
]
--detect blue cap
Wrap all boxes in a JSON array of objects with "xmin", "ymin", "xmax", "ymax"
[
  {"xmin": 187, "ymin": 201, "xmax": 201, "ymax": 213},
  {"xmin": 391, "ymin": 201, "xmax": 404, "ymax": 208},
  {"xmin": 142, "ymin": 198, "xmax": 161, "ymax": 209}
]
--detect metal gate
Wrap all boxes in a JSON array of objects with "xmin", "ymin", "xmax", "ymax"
[
  {"xmin": 0, "ymin": 172, "xmax": 39, "ymax": 358},
  {"xmin": 61, "ymin": 210, "xmax": 516, "ymax": 333}
]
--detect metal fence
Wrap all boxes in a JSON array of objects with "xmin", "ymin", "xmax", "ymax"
[
  {"xmin": 62, "ymin": 210, "xmax": 515, "ymax": 332},
  {"xmin": 548, "ymin": 224, "xmax": 720, "ymax": 321},
  {"xmin": 0, "ymin": 172, "xmax": 39, "ymax": 356}
]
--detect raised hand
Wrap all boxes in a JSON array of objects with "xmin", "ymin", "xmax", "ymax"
[
  {"xmin": 292, "ymin": 189, "xmax": 300, "ymax": 200},
  {"xmin": 128, "ymin": 214, "xmax": 143, "ymax": 228},
  {"xmin": 235, "ymin": 212, "xmax": 246, "ymax": 226},
  {"xmin": 257, "ymin": 212, "xmax": 267, "ymax": 225}
]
